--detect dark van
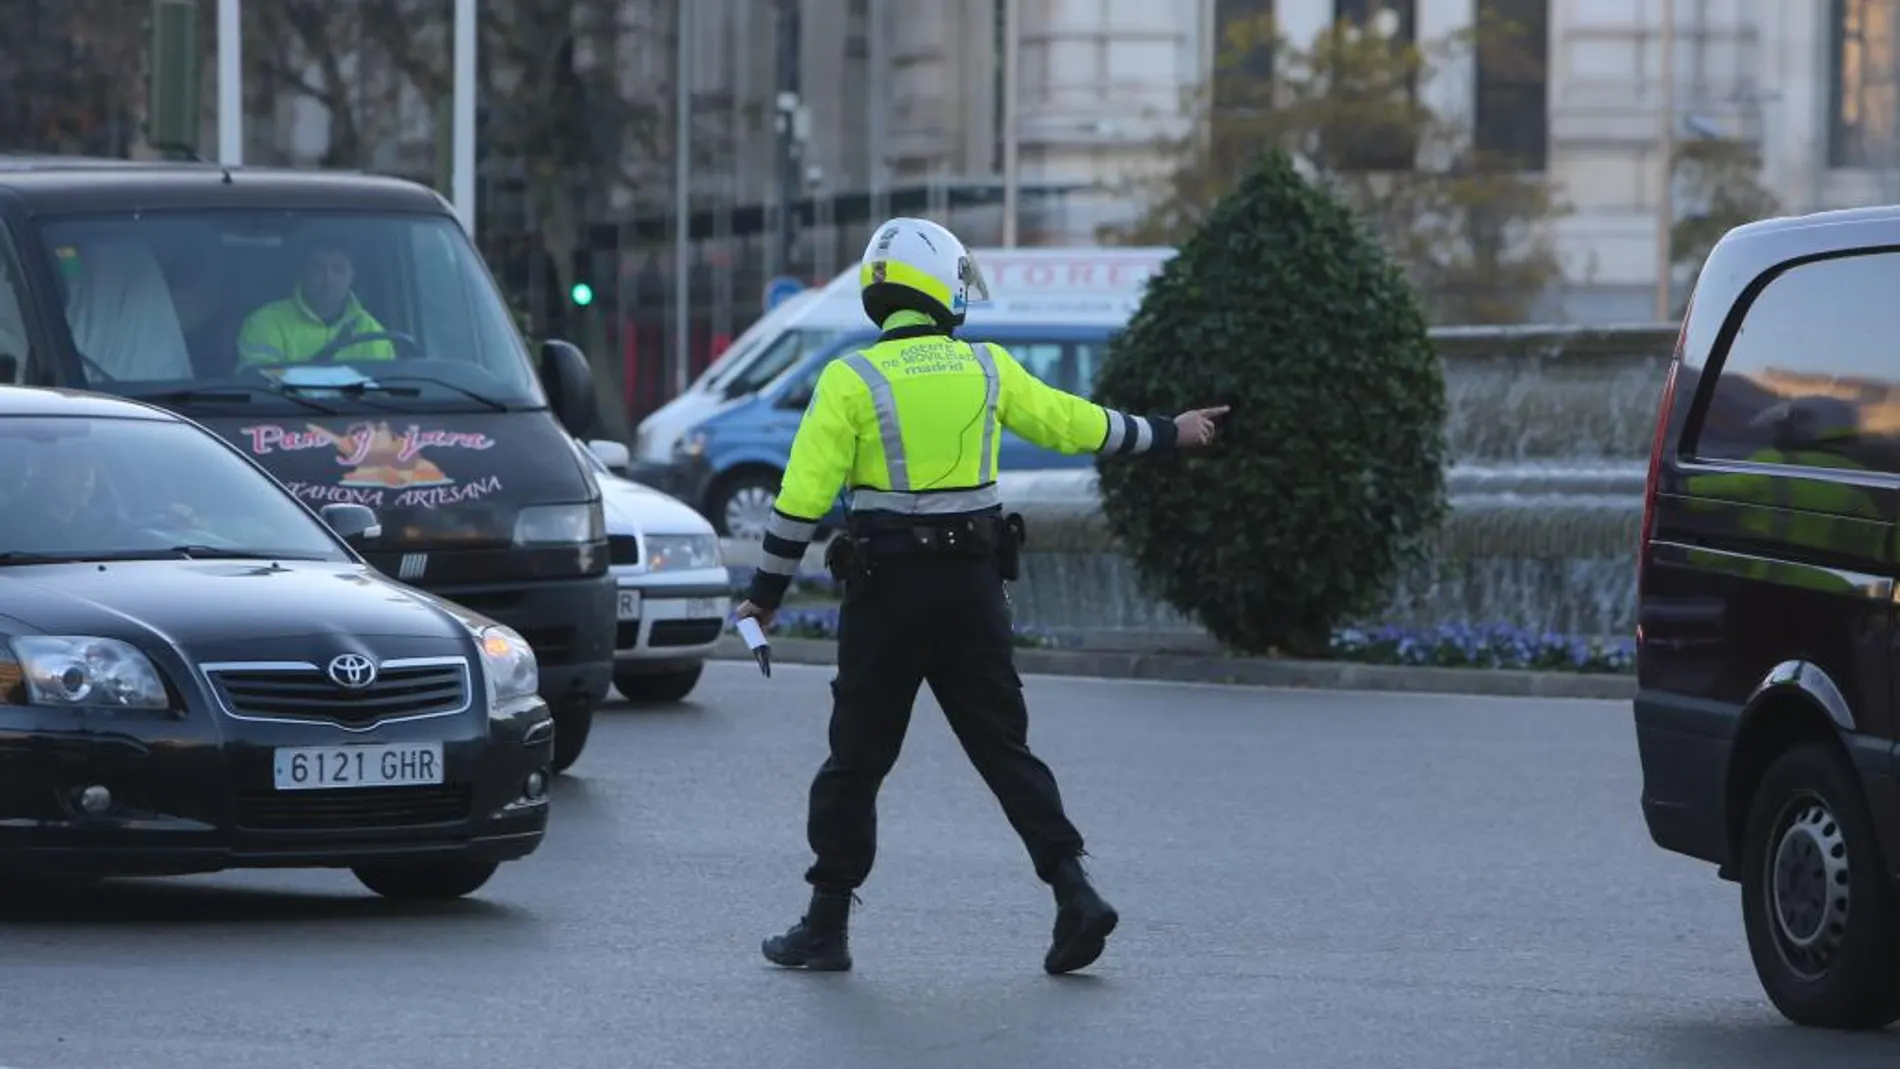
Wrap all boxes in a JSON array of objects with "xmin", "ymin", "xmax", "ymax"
[
  {"xmin": 0, "ymin": 158, "xmax": 613, "ymax": 773},
  {"xmin": 1636, "ymin": 205, "xmax": 1900, "ymax": 1029}
]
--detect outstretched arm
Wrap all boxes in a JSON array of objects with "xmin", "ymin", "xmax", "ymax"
[{"xmin": 982, "ymin": 342, "xmax": 1226, "ymax": 456}]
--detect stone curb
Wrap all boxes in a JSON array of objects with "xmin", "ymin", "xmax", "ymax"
[{"xmin": 710, "ymin": 635, "xmax": 1635, "ymax": 700}]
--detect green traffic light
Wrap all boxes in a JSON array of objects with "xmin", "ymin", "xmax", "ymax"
[{"xmin": 571, "ymin": 282, "xmax": 594, "ymax": 306}]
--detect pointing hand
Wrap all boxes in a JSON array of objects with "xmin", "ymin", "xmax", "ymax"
[{"xmin": 1174, "ymin": 405, "xmax": 1230, "ymax": 449}]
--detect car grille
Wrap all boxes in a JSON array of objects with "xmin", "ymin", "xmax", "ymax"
[
  {"xmin": 608, "ymin": 534, "xmax": 642, "ymax": 565},
  {"xmin": 206, "ymin": 660, "xmax": 470, "ymax": 726},
  {"xmin": 649, "ymin": 620, "xmax": 723, "ymax": 647},
  {"xmin": 234, "ymin": 786, "xmax": 473, "ymax": 831}
]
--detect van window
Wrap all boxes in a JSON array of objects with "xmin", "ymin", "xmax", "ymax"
[
  {"xmin": 32, "ymin": 210, "xmax": 545, "ymax": 410},
  {"xmin": 723, "ymin": 328, "xmax": 839, "ymax": 397},
  {"xmin": 1695, "ymin": 250, "xmax": 1900, "ymax": 475},
  {"xmin": 0, "ymin": 225, "xmax": 39, "ymax": 386}
]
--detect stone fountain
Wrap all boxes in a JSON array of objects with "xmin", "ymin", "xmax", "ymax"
[{"xmin": 999, "ymin": 323, "xmax": 1676, "ymax": 639}]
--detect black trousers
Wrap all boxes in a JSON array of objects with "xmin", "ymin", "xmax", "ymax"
[{"xmin": 803, "ymin": 550, "xmax": 1086, "ymax": 892}]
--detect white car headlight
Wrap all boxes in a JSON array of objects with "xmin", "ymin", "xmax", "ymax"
[
  {"xmin": 514, "ymin": 502, "xmax": 604, "ymax": 546},
  {"xmin": 476, "ymin": 624, "xmax": 539, "ymax": 710},
  {"xmin": 7, "ymin": 636, "xmax": 168, "ymax": 709},
  {"xmin": 646, "ymin": 534, "xmax": 722, "ymax": 572}
]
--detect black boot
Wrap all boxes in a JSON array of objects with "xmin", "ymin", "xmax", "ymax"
[
  {"xmin": 1044, "ymin": 855, "xmax": 1118, "ymax": 975},
  {"xmin": 762, "ymin": 889, "xmax": 854, "ymax": 971}
]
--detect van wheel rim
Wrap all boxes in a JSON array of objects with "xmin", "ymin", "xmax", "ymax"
[
  {"xmin": 724, "ymin": 486, "xmax": 777, "ymax": 540},
  {"xmin": 1768, "ymin": 799, "xmax": 1850, "ymax": 978}
]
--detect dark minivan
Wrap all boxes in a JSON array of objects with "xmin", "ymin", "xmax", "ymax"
[
  {"xmin": 1636, "ymin": 205, "xmax": 1900, "ymax": 1029},
  {"xmin": 0, "ymin": 157, "xmax": 613, "ymax": 772}
]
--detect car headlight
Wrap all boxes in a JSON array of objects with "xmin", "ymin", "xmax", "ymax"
[
  {"xmin": 514, "ymin": 502, "xmax": 603, "ymax": 546},
  {"xmin": 672, "ymin": 431, "xmax": 708, "ymax": 459},
  {"xmin": 476, "ymin": 624, "xmax": 539, "ymax": 709},
  {"xmin": 647, "ymin": 534, "xmax": 722, "ymax": 572},
  {"xmin": 5, "ymin": 636, "xmax": 168, "ymax": 709}
]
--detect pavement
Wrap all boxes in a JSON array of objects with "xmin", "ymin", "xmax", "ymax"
[{"xmin": 2, "ymin": 663, "xmax": 1894, "ymax": 1067}]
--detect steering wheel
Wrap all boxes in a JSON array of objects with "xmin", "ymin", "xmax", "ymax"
[{"xmin": 309, "ymin": 330, "xmax": 422, "ymax": 365}]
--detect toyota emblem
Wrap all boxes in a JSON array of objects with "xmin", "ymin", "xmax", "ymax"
[{"xmin": 327, "ymin": 653, "xmax": 378, "ymax": 689}]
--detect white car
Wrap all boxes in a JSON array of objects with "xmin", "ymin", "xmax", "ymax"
[{"xmin": 578, "ymin": 439, "xmax": 732, "ymax": 703}]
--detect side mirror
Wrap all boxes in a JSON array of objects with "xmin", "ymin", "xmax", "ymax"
[
  {"xmin": 319, "ymin": 502, "xmax": 382, "ymax": 542},
  {"xmin": 538, "ymin": 339, "xmax": 597, "ymax": 434},
  {"xmin": 587, "ymin": 438, "xmax": 631, "ymax": 472},
  {"xmin": 777, "ymin": 386, "xmax": 812, "ymax": 410}
]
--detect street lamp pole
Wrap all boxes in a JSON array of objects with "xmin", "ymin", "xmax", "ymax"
[
  {"xmin": 1654, "ymin": 0, "xmax": 1676, "ymax": 320},
  {"xmin": 452, "ymin": 0, "xmax": 477, "ymax": 236},
  {"xmin": 216, "ymin": 0, "xmax": 241, "ymax": 164},
  {"xmin": 673, "ymin": 0, "xmax": 693, "ymax": 398},
  {"xmin": 1001, "ymin": 0, "xmax": 1021, "ymax": 246}
]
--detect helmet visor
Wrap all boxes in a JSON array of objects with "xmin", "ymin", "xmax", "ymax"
[{"xmin": 958, "ymin": 254, "xmax": 992, "ymax": 305}]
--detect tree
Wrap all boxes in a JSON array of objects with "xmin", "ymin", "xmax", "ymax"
[
  {"xmin": 1091, "ymin": 148, "xmax": 1449, "ymax": 656},
  {"xmin": 1669, "ymin": 136, "xmax": 1780, "ymax": 316},
  {"xmin": 1101, "ymin": 12, "xmax": 1567, "ymax": 325}
]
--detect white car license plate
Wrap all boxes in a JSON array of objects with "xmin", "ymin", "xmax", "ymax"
[
  {"xmin": 273, "ymin": 743, "xmax": 444, "ymax": 791},
  {"xmin": 686, "ymin": 597, "xmax": 723, "ymax": 619},
  {"xmin": 617, "ymin": 591, "xmax": 642, "ymax": 620}
]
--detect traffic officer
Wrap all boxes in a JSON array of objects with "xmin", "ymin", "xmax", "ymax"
[{"xmin": 734, "ymin": 217, "xmax": 1228, "ymax": 975}]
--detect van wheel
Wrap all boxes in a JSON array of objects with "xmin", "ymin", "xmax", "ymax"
[
  {"xmin": 710, "ymin": 471, "xmax": 780, "ymax": 539},
  {"xmin": 1741, "ymin": 741, "xmax": 1900, "ymax": 1029},
  {"xmin": 615, "ymin": 664, "xmax": 703, "ymax": 703},
  {"xmin": 353, "ymin": 860, "xmax": 499, "ymax": 901},
  {"xmin": 549, "ymin": 696, "xmax": 594, "ymax": 774}
]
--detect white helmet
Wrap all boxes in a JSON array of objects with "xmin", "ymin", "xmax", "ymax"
[{"xmin": 857, "ymin": 217, "xmax": 991, "ymax": 329}]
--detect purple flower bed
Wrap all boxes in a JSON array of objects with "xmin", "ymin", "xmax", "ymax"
[
  {"xmin": 1329, "ymin": 623, "xmax": 1634, "ymax": 674},
  {"xmin": 725, "ymin": 570, "xmax": 1635, "ymax": 673}
]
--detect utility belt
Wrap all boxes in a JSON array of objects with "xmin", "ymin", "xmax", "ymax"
[{"xmin": 826, "ymin": 511, "xmax": 1027, "ymax": 582}]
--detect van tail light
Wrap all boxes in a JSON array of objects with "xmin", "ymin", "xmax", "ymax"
[{"xmin": 1638, "ymin": 315, "xmax": 1688, "ymax": 604}]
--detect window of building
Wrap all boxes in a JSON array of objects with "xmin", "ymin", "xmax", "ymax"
[
  {"xmin": 1830, "ymin": 0, "xmax": 1900, "ymax": 169},
  {"xmin": 1211, "ymin": 0, "xmax": 1277, "ymax": 161},
  {"xmin": 1694, "ymin": 250, "xmax": 1900, "ymax": 474},
  {"xmin": 1474, "ymin": 0, "xmax": 1548, "ymax": 170},
  {"xmin": 1326, "ymin": 0, "xmax": 1418, "ymax": 172}
]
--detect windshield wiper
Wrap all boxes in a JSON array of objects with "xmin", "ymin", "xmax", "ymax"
[
  {"xmin": 0, "ymin": 551, "xmax": 78, "ymax": 565},
  {"xmin": 164, "ymin": 545, "xmax": 286, "ymax": 560},
  {"xmin": 284, "ymin": 375, "xmax": 510, "ymax": 413},
  {"xmin": 126, "ymin": 383, "xmax": 340, "ymax": 415}
]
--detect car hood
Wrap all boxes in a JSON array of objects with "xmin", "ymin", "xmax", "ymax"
[
  {"xmin": 0, "ymin": 559, "xmax": 479, "ymax": 657},
  {"xmin": 599, "ymin": 474, "xmax": 714, "ymax": 537}
]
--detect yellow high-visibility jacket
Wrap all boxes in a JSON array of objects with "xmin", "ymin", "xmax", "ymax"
[{"xmin": 746, "ymin": 311, "xmax": 1179, "ymax": 609}]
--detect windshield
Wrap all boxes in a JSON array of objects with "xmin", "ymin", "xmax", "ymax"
[
  {"xmin": 0, "ymin": 415, "xmax": 350, "ymax": 562},
  {"xmin": 34, "ymin": 210, "xmax": 546, "ymax": 412},
  {"xmin": 721, "ymin": 328, "xmax": 842, "ymax": 398}
]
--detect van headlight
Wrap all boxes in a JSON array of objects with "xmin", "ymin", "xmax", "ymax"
[
  {"xmin": 476, "ymin": 625, "xmax": 539, "ymax": 710},
  {"xmin": 647, "ymin": 534, "xmax": 722, "ymax": 572},
  {"xmin": 6, "ymin": 636, "xmax": 169, "ymax": 709},
  {"xmin": 514, "ymin": 502, "xmax": 603, "ymax": 546},
  {"xmin": 672, "ymin": 431, "xmax": 709, "ymax": 459}
]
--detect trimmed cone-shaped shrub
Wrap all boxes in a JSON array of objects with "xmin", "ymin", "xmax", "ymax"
[{"xmin": 1093, "ymin": 149, "xmax": 1449, "ymax": 656}]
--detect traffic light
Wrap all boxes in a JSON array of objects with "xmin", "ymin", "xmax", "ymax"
[{"xmin": 570, "ymin": 282, "xmax": 594, "ymax": 307}]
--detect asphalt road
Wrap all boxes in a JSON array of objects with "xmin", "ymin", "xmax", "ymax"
[{"xmin": 4, "ymin": 664, "xmax": 1899, "ymax": 1068}]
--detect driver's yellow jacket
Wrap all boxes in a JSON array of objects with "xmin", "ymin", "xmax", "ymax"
[{"xmin": 236, "ymin": 288, "xmax": 396, "ymax": 365}]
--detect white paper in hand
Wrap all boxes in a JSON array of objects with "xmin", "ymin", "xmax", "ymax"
[{"xmin": 737, "ymin": 617, "xmax": 772, "ymax": 677}]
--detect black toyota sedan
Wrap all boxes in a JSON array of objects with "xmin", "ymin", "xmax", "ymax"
[{"xmin": 0, "ymin": 386, "xmax": 554, "ymax": 900}]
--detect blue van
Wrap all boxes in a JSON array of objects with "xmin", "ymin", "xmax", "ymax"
[{"xmin": 679, "ymin": 323, "xmax": 1118, "ymax": 538}]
